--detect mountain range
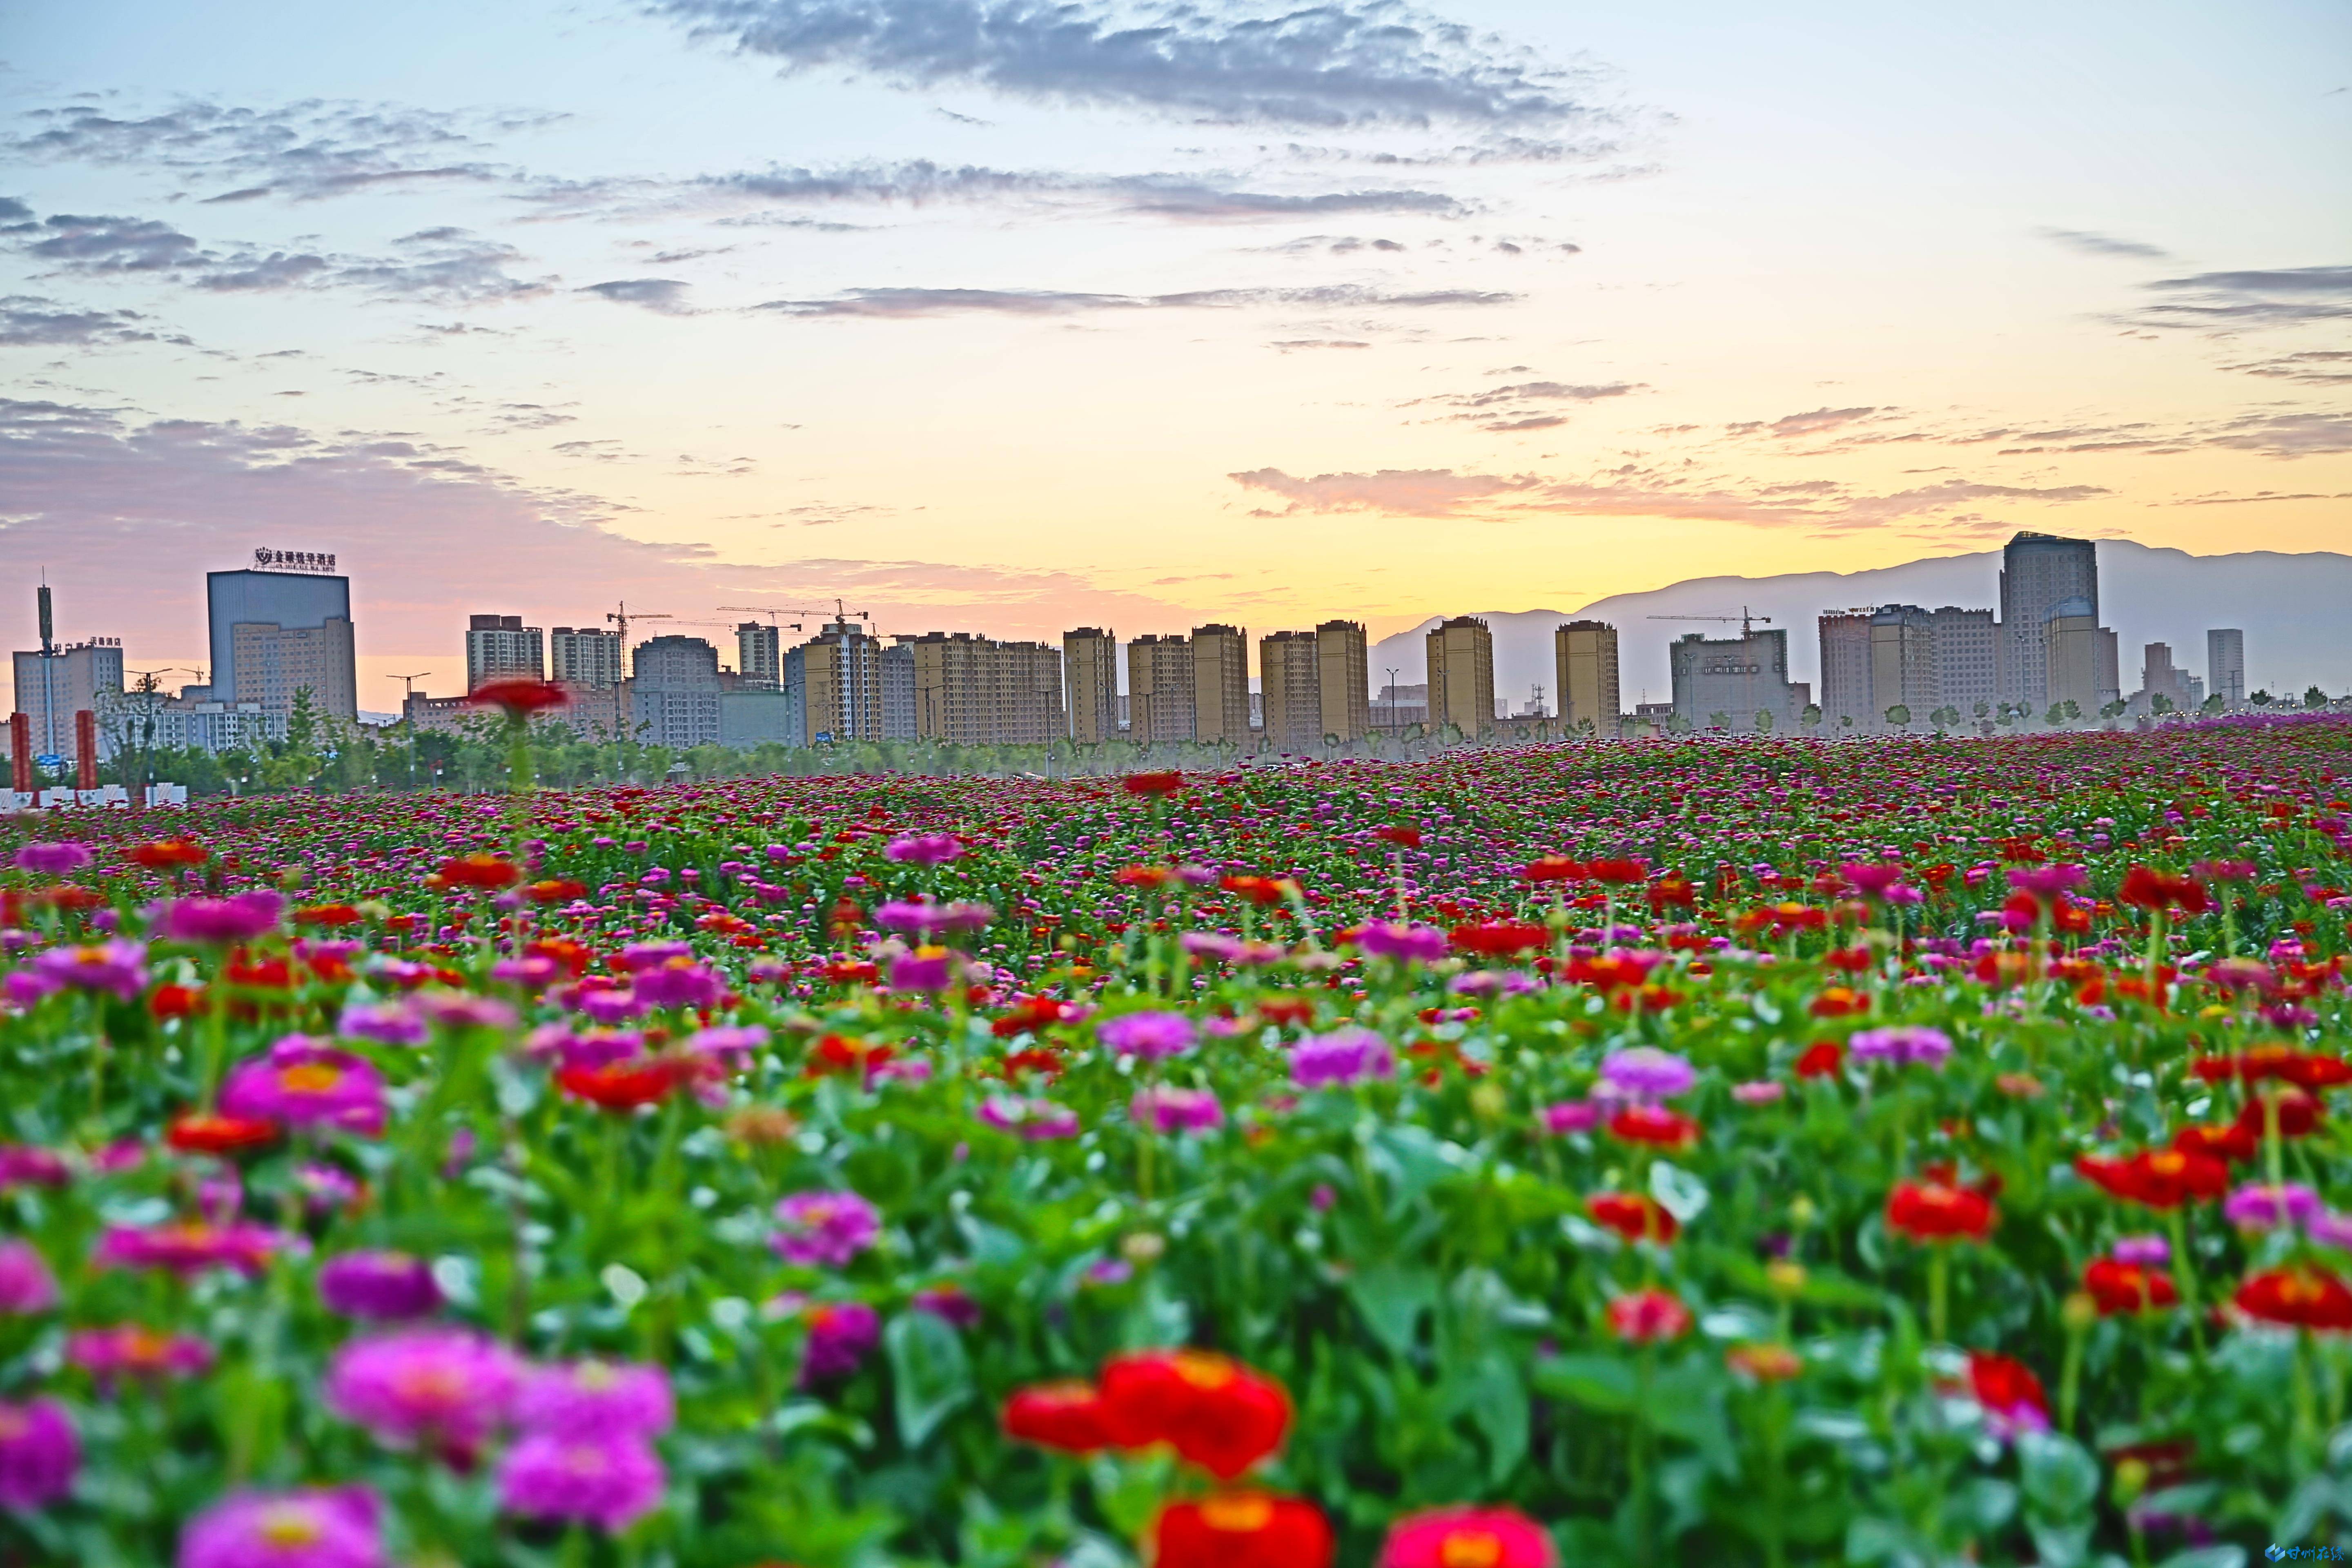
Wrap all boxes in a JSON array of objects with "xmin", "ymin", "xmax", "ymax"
[{"xmin": 1367, "ymin": 540, "xmax": 2352, "ymax": 710}]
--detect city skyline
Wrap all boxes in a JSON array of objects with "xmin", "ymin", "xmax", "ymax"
[{"xmin": 3, "ymin": 0, "xmax": 2346, "ymax": 715}]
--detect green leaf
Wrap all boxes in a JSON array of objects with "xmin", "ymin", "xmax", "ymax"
[
  {"xmin": 1347, "ymin": 1263, "xmax": 1439, "ymax": 1357},
  {"xmin": 884, "ymin": 1311, "xmax": 973, "ymax": 1448},
  {"xmin": 1461, "ymin": 1352, "xmax": 1528, "ymax": 1483},
  {"xmin": 2018, "ymin": 1430, "xmax": 2101, "ymax": 1520},
  {"xmin": 1529, "ymin": 1352, "xmax": 1636, "ymax": 1413},
  {"xmin": 2152, "ymin": 1549, "xmax": 2245, "ymax": 1568}
]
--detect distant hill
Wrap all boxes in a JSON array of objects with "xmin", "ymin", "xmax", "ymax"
[{"xmin": 1369, "ymin": 540, "xmax": 2352, "ymax": 710}]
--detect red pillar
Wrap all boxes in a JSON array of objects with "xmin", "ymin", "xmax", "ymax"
[
  {"xmin": 8, "ymin": 714, "xmax": 29, "ymax": 795},
  {"xmin": 75, "ymin": 709, "xmax": 98, "ymax": 791}
]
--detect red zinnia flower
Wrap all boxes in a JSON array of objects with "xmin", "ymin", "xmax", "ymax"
[
  {"xmin": 292, "ymin": 903, "xmax": 362, "ymax": 927},
  {"xmin": 1521, "ymin": 856, "xmax": 1583, "ymax": 882},
  {"xmin": 1587, "ymin": 1191, "xmax": 1679, "ymax": 1244},
  {"xmin": 2236, "ymin": 1266, "xmax": 2352, "ymax": 1331},
  {"xmin": 1450, "ymin": 922, "xmax": 1548, "ymax": 957},
  {"xmin": 1606, "ymin": 1287, "xmax": 1691, "ymax": 1343},
  {"xmin": 1586, "ymin": 858, "xmax": 1648, "ymax": 886},
  {"xmin": 1374, "ymin": 826, "xmax": 1424, "ymax": 849},
  {"xmin": 1967, "ymin": 1351, "xmax": 2049, "ymax": 1433},
  {"xmin": 1000, "ymin": 1380, "xmax": 1112, "ymax": 1452},
  {"xmin": 1121, "ymin": 771, "xmax": 1184, "ymax": 797},
  {"xmin": 1222, "ymin": 875, "xmax": 1295, "ymax": 906},
  {"xmin": 2084, "ymin": 1258, "xmax": 2180, "ymax": 1316},
  {"xmin": 2172, "ymin": 1121, "xmax": 2258, "ymax": 1165},
  {"xmin": 1884, "ymin": 1180, "xmax": 1996, "ymax": 1241},
  {"xmin": 126, "ymin": 840, "xmax": 207, "ymax": 870},
  {"xmin": 556, "ymin": 1060, "xmax": 684, "ymax": 1111},
  {"xmin": 1149, "ymin": 1494, "xmax": 1333, "ymax": 1568},
  {"xmin": 2074, "ymin": 1149, "xmax": 2230, "ymax": 1209},
  {"xmin": 437, "ymin": 854, "xmax": 521, "ymax": 890},
  {"xmin": 1096, "ymin": 1349, "xmax": 1292, "ymax": 1479},
  {"xmin": 1794, "ymin": 1041, "xmax": 1844, "ymax": 1079},
  {"xmin": 165, "ymin": 1114, "xmax": 279, "ymax": 1155},
  {"xmin": 2118, "ymin": 866, "xmax": 2211, "ymax": 915},
  {"xmin": 468, "ymin": 678, "xmax": 569, "ymax": 718},
  {"xmin": 1607, "ymin": 1105, "xmax": 1699, "ymax": 1149}
]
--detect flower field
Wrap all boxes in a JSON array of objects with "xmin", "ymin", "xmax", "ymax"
[{"xmin": 2, "ymin": 715, "xmax": 2350, "ymax": 1568}]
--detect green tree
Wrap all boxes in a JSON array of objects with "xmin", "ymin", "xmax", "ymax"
[
  {"xmin": 2306, "ymin": 686, "xmax": 2331, "ymax": 708},
  {"xmin": 1754, "ymin": 710, "xmax": 1774, "ymax": 733},
  {"xmin": 1885, "ymin": 704, "xmax": 1911, "ymax": 729},
  {"xmin": 1800, "ymin": 704, "xmax": 1822, "ymax": 730}
]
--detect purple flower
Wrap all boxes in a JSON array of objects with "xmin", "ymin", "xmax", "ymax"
[
  {"xmin": 94, "ymin": 1221, "xmax": 284, "ymax": 1277},
  {"xmin": 2309, "ymin": 1212, "xmax": 2352, "ymax": 1251},
  {"xmin": 2007, "ymin": 864, "xmax": 2089, "ymax": 900},
  {"xmin": 976, "ymin": 1095, "xmax": 1080, "ymax": 1140},
  {"xmin": 15, "ymin": 842, "xmax": 94, "ymax": 876},
  {"xmin": 489, "ymin": 956, "xmax": 561, "ymax": 991},
  {"xmin": 800, "ymin": 1301, "xmax": 881, "ymax": 1381},
  {"xmin": 68, "ymin": 1325, "xmax": 214, "ymax": 1386},
  {"xmin": 911, "ymin": 1284, "xmax": 983, "ymax": 1329},
  {"xmin": 2223, "ymin": 1182, "xmax": 2322, "ymax": 1232},
  {"xmin": 177, "ymin": 1487, "xmax": 385, "ymax": 1568},
  {"xmin": 2, "ymin": 971, "xmax": 59, "ymax": 1008},
  {"xmin": 0, "ymin": 1240, "xmax": 58, "ymax": 1315},
  {"xmin": 772, "ymin": 1190, "xmax": 882, "ymax": 1267},
  {"xmin": 1130, "ymin": 1086, "xmax": 1224, "ymax": 1134},
  {"xmin": 883, "ymin": 833, "xmax": 965, "ymax": 865},
  {"xmin": 1098, "ymin": 1010, "xmax": 1197, "ymax": 1061},
  {"xmin": 1541, "ymin": 1101, "xmax": 1602, "ymax": 1136},
  {"xmin": 1841, "ymin": 862, "xmax": 1908, "ymax": 899},
  {"xmin": 497, "ymin": 1433, "xmax": 664, "ymax": 1534},
  {"xmin": 886, "ymin": 949, "xmax": 955, "ymax": 994},
  {"xmin": 515, "ymin": 1359, "xmax": 674, "ymax": 1438},
  {"xmin": 615, "ymin": 941, "xmax": 692, "ymax": 972},
  {"xmin": 1847, "ymin": 1026, "xmax": 1954, "ymax": 1069},
  {"xmin": 318, "ymin": 1252, "xmax": 443, "ymax": 1321},
  {"xmin": 1180, "ymin": 932, "xmax": 1244, "ymax": 962},
  {"xmin": 578, "ymin": 989, "xmax": 647, "ymax": 1025},
  {"xmin": 220, "ymin": 1039, "xmax": 387, "ymax": 1137},
  {"xmin": 1599, "ymin": 1047, "xmax": 1696, "ymax": 1100},
  {"xmin": 877, "ymin": 900, "xmax": 993, "ymax": 935},
  {"xmin": 0, "ymin": 1398, "xmax": 76, "ymax": 1509},
  {"xmin": 323, "ymin": 1328, "xmax": 519, "ymax": 1449},
  {"xmin": 414, "ymin": 992, "xmax": 519, "ymax": 1031},
  {"xmin": 2113, "ymin": 1234, "xmax": 2171, "ymax": 1267},
  {"xmin": 1290, "ymin": 1028, "xmax": 1396, "ymax": 1089},
  {"xmin": 527, "ymin": 1025, "xmax": 644, "ymax": 1069},
  {"xmin": 1355, "ymin": 922, "xmax": 1450, "ymax": 964},
  {"xmin": 686, "ymin": 1025, "xmax": 768, "ymax": 1068},
  {"xmin": 0, "ymin": 1145, "xmax": 71, "ymax": 1189},
  {"xmin": 631, "ymin": 960, "xmax": 722, "ymax": 1010},
  {"xmin": 1084, "ymin": 1258, "xmax": 1134, "ymax": 1287},
  {"xmin": 1732, "ymin": 1080, "xmax": 1786, "ymax": 1105},
  {"xmin": 31, "ymin": 940, "xmax": 148, "ymax": 1000},
  {"xmin": 336, "ymin": 1002, "xmax": 427, "ymax": 1047},
  {"xmin": 158, "ymin": 891, "xmax": 284, "ymax": 945}
]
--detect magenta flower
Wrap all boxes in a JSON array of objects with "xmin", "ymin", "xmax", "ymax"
[
  {"xmin": 799, "ymin": 1301, "xmax": 882, "ymax": 1382},
  {"xmin": 976, "ymin": 1095, "xmax": 1080, "ymax": 1140},
  {"xmin": 686, "ymin": 1025, "xmax": 768, "ymax": 1069},
  {"xmin": 95, "ymin": 1221, "xmax": 285, "ymax": 1277},
  {"xmin": 318, "ymin": 1252, "xmax": 443, "ymax": 1321},
  {"xmin": 1290, "ymin": 1028, "xmax": 1396, "ymax": 1089},
  {"xmin": 2007, "ymin": 864, "xmax": 2089, "ymax": 901},
  {"xmin": 336, "ymin": 1001, "xmax": 428, "ymax": 1047},
  {"xmin": 772, "ymin": 1190, "xmax": 882, "ymax": 1267},
  {"xmin": 497, "ymin": 1432, "xmax": 665, "ymax": 1534},
  {"xmin": 1847, "ymin": 1026, "xmax": 1954, "ymax": 1069},
  {"xmin": 516, "ymin": 1359, "xmax": 674, "ymax": 1438},
  {"xmin": 1732, "ymin": 1080, "xmax": 1786, "ymax": 1105},
  {"xmin": 68, "ymin": 1325, "xmax": 214, "ymax": 1387},
  {"xmin": 911, "ymin": 1283, "xmax": 983, "ymax": 1329},
  {"xmin": 887, "ymin": 949, "xmax": 955, "ymax": 994},
  {"xmin": 0, "ymin": 1397, "xmax": 76, "ymax": 1509},
  {"xmin": 1098, "ymin": 1010, "xmax": 1197, "ymax": 1061},
  {"xmin": 877, "ymin": 900, "xmax": 992, "ymax": 935},
  {"xmin": 323, "ymin": 1328, "xmax": 520, "ymax": 1450},
  {"xmin": 158, "ymin": 891, "xmax": 284, "ymax": 945},
  {"xmin": 1181, "ymin": 932, "xmax": 1244, "ymax": 962},
  {"xmin": 414, "ymin": 992, "xmax": 519, "ymax": 1031},
  {"xmin": 1599, "ymin": 1047, "xmax": 1696, "ymax": 1100},
  {"xmin": 631, "ymin": 959, "xmax": 722, "ymax": 1010},
  {"xmin": 525, "ymin": 1025, "xmax": 644, "ymax": 1069},
  {"xmin": 0, "ymin": 1145, "xmax": 71, "ymax": 1189},
  {"xmin": 178, "ymin": 1487, "xmax": 385, "ymax": 1568},
  {"xmin": 1541, "ymin": 1101, "xmax": 1603, "ymax": 1135},
  {"xmin": 0, "ymin": 1239, "xmax": 58, "ymax": 1314},
  {"xmin": 883, "ymin": 833, "xmax": 964, "ymax": 865},
  {"xmin": 577, "ymin": 989, "xmax": 647, "ymax": 1025},
  {"xmin": 1356, "ymin": 922, "xmax": 1450, "ymax": 964},
  {"xmin": 2223, "ymin": 1182, "xmax": 2322, "ymax": 1232},
  {"xmin": 31, "ymin": 940, "xmax": 149, "ymax": 1000},
  {"xmin": 220, "ymin": 1039, "xmax": 387, "ymax": 1137},
  {"xmin": 2113, "ymin": 1234, "xmax": 2171, "ymax": 1267},
  {"xmin": 1130, "ymin": 1085, "xmax": 1224, "ymax": 1134},
  {"xmin": 14, "ymin": 842, "xmax": 93, "ymax": 876},
  {"xmin": 616, "ymin": 940, "xmax": 693, "ymax": 972}
]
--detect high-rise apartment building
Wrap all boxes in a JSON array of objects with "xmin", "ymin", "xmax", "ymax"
[
  {"xmin": 11, "ymin": 644, "xmax": 125, "ymax": 761},
  {"xmin": 1998, "ymin": 532, "xmax": 2098, "ymax": 708},
  {"xmin": 907, "ymin": 632, "xmax": 995, "ymax": 744},
  {"xmin": 1315, "ymin": 620, "xmax": 1370, "ymax": 743},
  {"xmin": 799, "ymin": 620, "xmax": 883, "ymax": 743},
  {"xmin": 630, "ymin": 635, "xmax": 722, "ymax": 748},
  {"xmin": 1670, "ymin": 628, "xmax": 1802, "ymax": 731},
  {"xmin": 465, "ymin": 614, "xmax": 545, "ymax": 691},
  {"xmin": 208, "ymin": 563, "xmax": 357, "ymax": 721},
  {"xmin": 1817, "ymin": 611, "xmax": 1873, "ymax": 727},
  {"xmin": 1127, "ymin": 635, "xmax": 1194, "ymax": 744},
  {"xmin": 2140, "ymin": 642, "xmax": 2194, "ymax": 709},
  {"xmin": 997, "ymin": 641, "xmax": 1065, "ymax": 744},
  {"xmin": 1927, "ymin": 607, "xmax": 1999, "ymax": 715},
  {"xmin": 1063, "ymin": 628, "xmax": 1119, "ymax": 744},
  {"xmin": 881, "ymin": 642, "xmax": 917, "ymax": 739},
  {"xmin": 1426, "ymin": 616, "xmax": 1496, "ymax": 738},
  {"xmin": 2207, "ymin": 629, "xmax": 2246, "ymax": 707},
  {"xmin": 1553, "ymin": 619, "xmax": 1621, "ymax": 737},
  {"xmin": 550, "ymin": 626, "xmax": 624, "ymax": 688},
  {"xmin": 736, "ymin": 623, "xmax": 782, "ymax": 690},
  {"xmin": 2046, "ymin": 604, "xmax": 2107, "ymax": 716},
  {"xmin": 1190, "ymin": 624, "xmax": 1250, "ymax": 745},
  {"xmin": 1259, "ymin": 630, "xmax": 1323, "ymax": 751},
  {"xmin": 1869, "ymin": 605, "xmax": 1940, "ymax": 720}
]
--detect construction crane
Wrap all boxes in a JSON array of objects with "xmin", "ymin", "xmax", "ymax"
[
  {"xmin": 1648, "ymin": 607, "xmax": 1775, "ymax": 638},
  {"xmin": 715, "ymin": 607, "xmax": 806, "ymax": 635},
  {"xmin": 723, "ymin": 599, "xmax": 871, "ymax": 631},
  {"xmin": 606, "ymin": 602, "xmax": 671, "ymax": 646}
]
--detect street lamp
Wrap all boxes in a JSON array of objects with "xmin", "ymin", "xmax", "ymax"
[{"xmin": 1383, "ymin": 666, "xmax": 1401, "ymax": 733}]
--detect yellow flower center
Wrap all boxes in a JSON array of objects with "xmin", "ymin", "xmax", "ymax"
[
  {"xmin": 1440, "ymin": 1534, "xmax": 1506, "ymax": 1568},
  {"xmin": 279, "ymin": 1064, "xmax": 344, "ymax": 1095},
  {"xmin": 257, "ymin": 1508, "xmax": 323, "ymax": 1547},
  {"xmin": 1172, "ymin": 1351, "xmax": 1236, "ymax": 1390},
  {"xmin": 1200, "ymin": 1495, "xmax": 1275, "ymax": 1532}
]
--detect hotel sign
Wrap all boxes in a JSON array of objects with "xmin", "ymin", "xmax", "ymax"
[{"xmin": 255, "ymin": 548, "xmax": 338, "ymax": 573}]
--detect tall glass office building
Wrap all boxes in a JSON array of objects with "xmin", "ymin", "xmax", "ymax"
[{"xmin": 206, "ymin": 566, "xmax": 358, "ymax": 720}]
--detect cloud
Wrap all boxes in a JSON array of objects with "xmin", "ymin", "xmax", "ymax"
[
  {"xmin": 1724, "ymin": 405, "xmax": 1879, "ymax": 439},
  {"xmin": 2037, "ymin": 227, "xmax": 2169, "ymax": 260},
  {"xmin": 0, "ymin": 396, "xmax": 1199, "ymax": 681},
  {"xmin": 1269, "ymin": 337, "xmax": 1370, "ymax": 350},
  {"xmin": 8, "ymin": 208, "xmax": 553, "ymax": 305},
  {"xmin": 2196, "ymin": 411, "xmax": 2352, "ymax": 458},
  {"xmin": 579, "ymin": 278, "xmax": 695, "ymax": 313},
  {"xmin": 645, "ymin": 0, "xmax": 1607, "ymax": 128},
  {"xmin": 2133, "ymin": 265, "xmax": 2352, "ymax": 329},
  {"xmin": 0, "ymin": 295, "xmax": 169, "ymax": 348},
  {"xmin": 2223, "ymin": 350, "xmax": 2352, "ymax": 385},
  {"xmin": 1229, "ymin": 464, "xmax": 2106, "ymax": 532},
  {"xmin": 2, "ymin": 99, "xmax": 558, "ymax": 202},
  {"xmin": 1406, "ymin": 376, "xmax": 1635, "ymax": 430},
  {"xmin": 754, "ymin": 281, "xmax": 1515, "ymax": 317}
]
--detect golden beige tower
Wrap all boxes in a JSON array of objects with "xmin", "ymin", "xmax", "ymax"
[
  {"xmin": 1425, "ymin": 616, "xmax": 1496, "ymax": 737},
  {"xmin": 1190, "ymin": 624, "xmax": 1250, "ymax": 745},
  {"xmin": 1315, "ymin": 619, "xmax": 1371, "ymax": 742},
  {"xmin": 1553, "ymin": 619, "xmax": 1621, "ymax": 737},
  {"xmin": 1258, "ymin": 630, "xmax": 1321, "ymax": 751},
  {"xmin": 1062, "ymin": 628, "xmax": 1118, "ymax": 744},
  {"xmin": 1127, "ymin": 634, "xmax": 1194, "ymax": 744}
]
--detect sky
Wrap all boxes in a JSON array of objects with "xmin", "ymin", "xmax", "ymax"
[{"xmin": 2, "ymin": 0, "xmax": 2346, "ymax": 712}]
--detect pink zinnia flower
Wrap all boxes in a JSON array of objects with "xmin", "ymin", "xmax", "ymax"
[
  {"xmin": 0, "ymin": 1397, "xmax": 76, "ymax": 1509},
  {"xmin": 158, "ymin": 891, "xmax": 284, "ymax": 945},
  {"xmin": 1540, "ymin": 1101, "xmax": 1602, "ymax": 1136},
  {"xmin": 515, "ymin": 1359, "xmax": 674, "ymax": 1438},
  {"xmin": 976, "ymin": 1096, "xmax": 1080, "ymax": 1140},
  {"xmin": 318, "ymin": 1252, "xmax": 443, "ymax": 1321},
  {"xmin": 497, "ymin": 1432, "xmax": 665, "ymax": 1534},
  {"xmin": 220, "ymin": 1038, "xmax": 387, "ymax": 1137},
  {"xmin": 0, "ymin": 1239, "xmax": 59, "ymax": 1314},
  {"xmin": 1130, "ymin": 1086, "xmax": 1224, "ymax": 1134},
  {"xmin": 799, "ymin": 1301, "xmax": 881, "ymax": 1382},
  {"xmin": 1290, "ymin": 1028, "xmax": 1396, "ymax": 1089},
  {"xmin": 68, "ymin": 1325, "xmax": 214, "ymax": 1387},
  {"xmin": 1380, "ymin": 1506, "xmax": 1557, "ymax": 1568},
  {"xmin": 178, "ymin": 1486, "xmax": 385, "ymax": 1568},
  {"xmin": 772, "ymin": 1190, "xmax": 882, "ymax": 1267},
  {"xmin": 1606, "ymin": 1287, "xmax": 1691, "ymax": 1344},
  {"xmin": 31, "ymin": 940, "xmax": 149, "ymax": 1000},
  {"xmin": 1098, "ymin": 1011, "xmax": 1197, "ymax": 1061},
  {"xmin": 882, "ymin": 833, "xmax": 964, "ymax": 865},
  {"xmin": 13, "ymin": 842, "xmax": 93, "ymax": 876},
  {"xmin": 323, "ymin": 1328, "xmax": 519, "ymax": 1450},
  {"xmin": 95, "ymin": 1221, "xmax": 284, "ymax": 1277},
  {"xmin": 1356, "ymin": 922, "xmax": 1450, "ymax": 964}
]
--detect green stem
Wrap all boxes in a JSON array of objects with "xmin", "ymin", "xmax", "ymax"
[{"xmin": 1928, "ymin": 1244, "xmax": 1949, "ymax": 1346}]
